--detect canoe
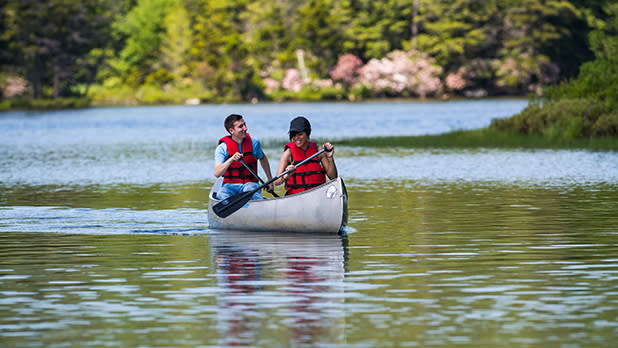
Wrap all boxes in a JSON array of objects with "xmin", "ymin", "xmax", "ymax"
[{"xmin": 207, "ymin": 177, "xmax": 348, "ymax": 233}]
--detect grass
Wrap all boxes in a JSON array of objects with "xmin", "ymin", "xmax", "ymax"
[
  {"xmin": 335, "ymin": 98, "xmax": 618, "ymax": 151},
  {"xmin": 0, "ymin": 97, "xmax": 91, "ymax": 111},
  {"xmin": 335, "ymin": 128, "xmax": 618, "ymax": 151}
]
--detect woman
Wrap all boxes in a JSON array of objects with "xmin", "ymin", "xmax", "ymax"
[{"xmin": 274, "ymin": 116, "xmax": 337, "ymax": 195}]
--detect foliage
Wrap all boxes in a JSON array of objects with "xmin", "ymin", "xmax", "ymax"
[
  {"xmin": 544, "ymin": 2, "xmax": 618, "ymax": 109},
  {"xmin": 111, "ymin": 0, "xmax": 175, "ymax": 85},
  {"xmin": 490, "ymin": 99, "xmax": 616, "ymax": 138},
  {"xmin": 489, "ymin": 2, "xmax": 618, "ymax": 139},
  {"xmin": 1, "ymin": 0, "xmax": 119, "ymax": 98},
  {"xmin": 337, "ymin": 128, "xmax": 618, "ymax": 151},
  {"xmin": 0, "ymin": 97, "xmax": 90, "ymax": 111},
  {"xmin": 0, "ymin": 0, "xmax": 615, "ymax": 106}
]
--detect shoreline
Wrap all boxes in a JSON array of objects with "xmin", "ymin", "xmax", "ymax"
[{"xmin": 333, "ymin": 129, "xmax": 618, "ymax": 151}]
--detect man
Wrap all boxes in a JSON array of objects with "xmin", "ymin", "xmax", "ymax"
[
  {"xmin": 214, "ymin": 114, "xmax": 274, "ymax": 200},
  {"xmin": 274, "ymin": 116, "xmax": 337, "ymax": 195}
]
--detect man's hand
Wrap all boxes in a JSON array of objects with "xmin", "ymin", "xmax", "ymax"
[{"xmin": 230, "ymin": 152, "xmax": 243, "ymax": 161}]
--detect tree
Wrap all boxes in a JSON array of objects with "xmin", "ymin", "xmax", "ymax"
[
  {"xmin": 161, "ymin": 2, "xmax": 192, "ymax": 80},
  {"xmin": 339, "ymin": 0, "xmax": 415, "ymax": 60},
  {"xmin": 291, "ymin": 0, "xmax": 346, "ymax": 76},
  {"xmin": 545, "ymin": 2, "xmax": 618, "ymax": 108},
  {"xmin": 2, "ymin": 0, "xmax": 118, "ymax": 98},
  {"xmin": 190, "ymin": 0, "xmax": 261, "ymax": 100},
  {"xmin": 111, "ymin": 0, "xmax": 174, "ymax": 86}
]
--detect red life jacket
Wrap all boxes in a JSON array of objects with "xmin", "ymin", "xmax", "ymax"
[
  {"xmin": 219, "ymin": 134, "xmax": 258, "ymax": 184},
  {"xmin": 285, "ymin": 141, "xmax": 326, "ymax": 195}
]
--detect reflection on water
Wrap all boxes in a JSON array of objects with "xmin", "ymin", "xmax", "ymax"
[{"xmin": 211, "ymin": 231, "xmax": 346, "ymax": 347}]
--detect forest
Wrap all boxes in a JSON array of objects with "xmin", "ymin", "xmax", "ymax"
[{"xmin": 0, "ymin": 0, "xmax": 616, "ymax": 112}]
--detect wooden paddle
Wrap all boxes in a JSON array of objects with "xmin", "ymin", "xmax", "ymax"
[
  {"xmin": 239, "ymin": 158, "xmax": 279, "ymax": 198},
  {"xmin": 213, "ymin": 147, "xmax": 329, "ymax": 218}
]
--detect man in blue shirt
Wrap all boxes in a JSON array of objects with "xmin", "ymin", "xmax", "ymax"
[{"xmin": 214, "ymin": 114, "xmax": 274, "ymax": 200}]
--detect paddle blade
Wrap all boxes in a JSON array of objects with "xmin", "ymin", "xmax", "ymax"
[{"xmin": 212, "ymin": 190, "xmax": 256, "ymax": 218}]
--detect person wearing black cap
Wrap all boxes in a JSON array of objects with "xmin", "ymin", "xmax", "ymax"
[
  {"xmin": 214, "ymin": 114, "xmax": 274, "ymax": 200},
  {"xmin": 274, "ymin": 116, "xmax": 337, "ymax": 195}
]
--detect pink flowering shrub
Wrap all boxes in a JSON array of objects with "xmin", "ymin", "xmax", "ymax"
[
  {"xmin": 282, "ymin": 68, "xmax": 303, "ymax": 92},
  {"xmin": 445, "ymin": 69, "xmax": 467, "ymax": 91},
  {"xmin": 263, "ymin": 77, "xmax": 280, "ymax": 94},
  {"xmin": 358, "ymin": 50, "xmax": 443, "ymax": 98},
  {"xmin": 330, "ymin": 54, "xmax": 363, "ymax": 85},
  {"xmin": 1, "ymin": 75, "xmax": 29, "ymax": 98},
  {"xmin": 312, "ymin": 79, "xmax": 334, "ymax": 89}
]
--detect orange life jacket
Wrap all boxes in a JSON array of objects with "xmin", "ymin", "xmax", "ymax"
[
  {"xmin": 285, "ymin": 141, "xmax": 326, "ymax": 195},
  {"xmin": 219, "ymin": 134, "xmax": 258, "ymax": 184}
]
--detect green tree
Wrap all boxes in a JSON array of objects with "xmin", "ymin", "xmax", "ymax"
[
  {"xmin": 340, "ymin": 0, "xmax": 416, "ymax": 60},
  {"xmin": 243, "ymin": 0, "xmax": 297, "ymax": 71},
  {"xmin": 190, "ymin": 0, "xmax": 261, "ymax": 101},
  {"xmin": 111, "ymin": 0, "xmax": 174, "ymax": 86},
  {"xmin": 546, "ymin": 2, "xmax": 618, "ymax": 108},
  {"xmin": 161, "ymin": 1, "xmax": 192, "ymax": 80},
  {"xmin": 291, "ymin": 0, "xmax": 346, "ymax": 76},
  {"xmin": 2, "ymin": 0, "xmax": 117, "ymax": 98},
  {"xmin": 414, "ymin": 0, "xmax": 494, "ymax": 67}
]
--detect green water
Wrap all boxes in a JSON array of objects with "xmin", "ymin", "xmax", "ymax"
[
  {"xmin": 1, "ymin": 180, "xmax": 617, "ymax": 347},
  {"xmin": 1, "ymin": 102, "xmax": 617, "ymax": 346}
]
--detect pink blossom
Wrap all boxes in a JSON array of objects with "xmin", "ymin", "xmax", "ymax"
[
  {"xmin": 263, "ymin": 77, "xmax": 280, "ymax": 93},
  {"xmin": 358, "ymin": 50, "xmax": 443, "ymax": 97},
  {"xmin": 330, "ymin": 54, "xmax": 363, "ymax": 84},
  {"xmin": 282, "ymin": 68, "xmax": 303, "ymax": 92},
  {"xmin": 312, "ymin": 79, "xmax": 334, "ymax": 88},
  {"xmin": 2, "ymin": 76, "xmax": 28, "ymax": 98},
  {"xmin": 446, "ymin": 71, "xmax": 466, "ymax": 90}
]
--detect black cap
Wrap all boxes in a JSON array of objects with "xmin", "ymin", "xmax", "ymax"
[{"xmin": 289, "ymin": 116, "xmax": 311, "ymax": 138}]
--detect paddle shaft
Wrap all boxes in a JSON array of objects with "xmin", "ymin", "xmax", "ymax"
[
  {"xmin": 239, "ymin": 158, "xmax": 278, "ymax": 198},
  {"xmin": 253, "ymin": 147, "xmax": 327, "ymax": 194}
]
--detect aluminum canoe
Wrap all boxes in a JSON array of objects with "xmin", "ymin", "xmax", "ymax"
[{"xmin": 207, "ymin": 177, "xmax": 348, "ymax": 233}]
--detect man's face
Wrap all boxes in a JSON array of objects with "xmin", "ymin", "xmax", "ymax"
[{"xmin": 229, "ymin": 120, "xmax": 247, "ymax": 140}]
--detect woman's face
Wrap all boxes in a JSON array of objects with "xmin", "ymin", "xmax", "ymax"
[{"xmin": 291, "ymin": 131, "xmax": 309, "ymax": 149}]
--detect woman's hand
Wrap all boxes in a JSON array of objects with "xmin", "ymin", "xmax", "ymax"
[
  {"xmin": 282, "ymin": 164, "xmax": 296, "ymax": 181},
  {"xmin": 322, "ymin": 142, "xmax": 334, "ymax": 157}
]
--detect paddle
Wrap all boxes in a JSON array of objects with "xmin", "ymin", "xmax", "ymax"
[
  {"xmin": 239, "ymin": 158, "xmax": 279, "ymax": 198},
  {"xmin": 213, "ymin": 147, "xmax": 329, "ymax": 218}
]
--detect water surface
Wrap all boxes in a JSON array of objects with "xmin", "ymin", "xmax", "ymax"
[{"xmin": 1, "ymin": 101, "xmax": 617, "ymax": 347}]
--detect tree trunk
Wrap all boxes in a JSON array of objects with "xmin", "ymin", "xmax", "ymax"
[
  {"xmin": 29, "ymin": 55, "xmax": 42, "ymax": 99},
  {"xmin": 53, "ymin": 62, "xmax": 60, "ymax": 99},
  {"xmin": 411, "ymin": 0, "xmax": 420, "ymax": 49}
]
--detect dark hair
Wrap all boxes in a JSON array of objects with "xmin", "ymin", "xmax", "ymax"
[{"xmin": 224, "ymin": 114, "xmax": 244, "ymax": 133}]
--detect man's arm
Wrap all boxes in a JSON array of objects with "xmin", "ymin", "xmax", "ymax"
[
  {"xmin": 214, "ymin": 143, "xmax": 242, "ymax": 178},
  {"xmin": 259, "ymin": 154, "xmax": 273, "ymax": 181}
]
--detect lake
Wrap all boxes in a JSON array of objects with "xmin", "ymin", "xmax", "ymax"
[{"xmin": 1, "ymin": 100, "xmax": 618, "ymax": 347}]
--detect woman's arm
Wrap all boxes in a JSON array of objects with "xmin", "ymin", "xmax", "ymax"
[
  {"xmin": 274, "ymin": 148, "xmax": 293, "ymax": 186},
  {"xmin": 320, "ymin": 142, "xmax": 338, "ymax": 179}
]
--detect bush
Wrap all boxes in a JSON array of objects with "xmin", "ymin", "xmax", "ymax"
[
  {"xmin": 490, "ymin": 98, "xmax": 614, "ymax": 138},
  {"xmin": 0, "ymin": 97, "xmax": 91, "ymax": 111},
  {"xmin": 591, "ymin": 111, "xmax": 618, "ymax": 136}
]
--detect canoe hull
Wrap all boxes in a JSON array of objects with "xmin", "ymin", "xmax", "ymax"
[{"xmin": 208, "ymin": 177, "xmax": 348, "ymax": 233}]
